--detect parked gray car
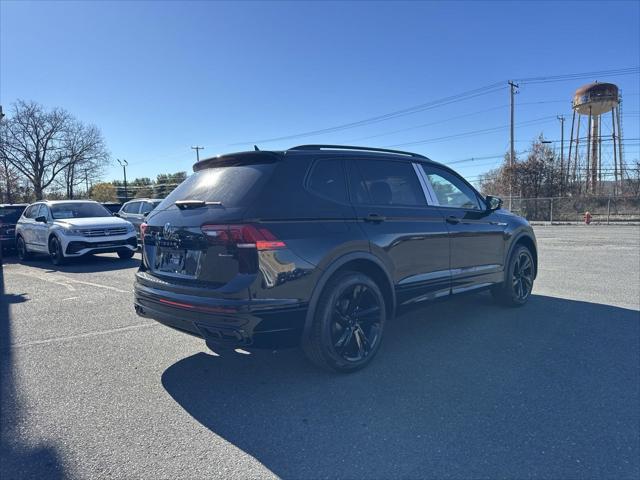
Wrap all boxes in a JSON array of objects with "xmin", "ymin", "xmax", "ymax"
[{"xmin": 116, "ymin": 199, "xmax": 161, "ymax": 241}]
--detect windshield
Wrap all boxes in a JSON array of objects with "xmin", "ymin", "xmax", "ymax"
[{"xmin": 50, "ymin": 202, "xmax": 112, "ymax": 219}]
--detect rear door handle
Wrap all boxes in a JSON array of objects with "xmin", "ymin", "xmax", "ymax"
[
  {"xmin": 445, "ymin": 216, "xmax": 460, "ymax": 224},
  {"xmin": 364, "ymin": 213, "xmax": 386, "ymax": 223}
]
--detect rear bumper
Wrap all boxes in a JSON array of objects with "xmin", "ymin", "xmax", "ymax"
[
  {"xmin": 1, "ymin": 235, "xmax": 16, "ymax": 248},
  {"xmin": 134, "ymin": 281, "xmax": 306, "ymax": 349}
]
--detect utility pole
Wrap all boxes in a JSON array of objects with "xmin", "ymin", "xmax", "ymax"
[
  {"xmin": 0, "ymin": 107, "xmax": 3, "ymax": 261},
  {"xmin": 84, "ymin": 169, "xmax": 90, "ymax": 197},
  {"xmin": 191, "ymin": 146, "xmax": 204, "ymax": 162},
  {"xmin": 557, "ymin": 115, "xmax": 565, "ymax": 196},
  {"xmin": 117, "ymin": 159, "xmax": 129, "ymax": 202},
  {"xmin": 508, "ymin": 81, "xmax": 519, "ymax": 210}
]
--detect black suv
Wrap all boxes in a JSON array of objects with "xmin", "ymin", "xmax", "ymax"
[
  {"xmin": 1, "ymin": 203, "xmax": 29, "ymax": 251},
  {"xmin": 134, "ymin": 145, "xmax": 537, "ymax": 372}
]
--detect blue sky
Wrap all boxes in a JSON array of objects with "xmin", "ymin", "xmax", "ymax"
[{"xmin": 1, "ymin": 1, "xmax": 639, "ymax": 184}]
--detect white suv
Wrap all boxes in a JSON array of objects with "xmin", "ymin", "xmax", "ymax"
[{"xmin": 16, "ymin": 200, "xmax": 137, "ymax": 265}]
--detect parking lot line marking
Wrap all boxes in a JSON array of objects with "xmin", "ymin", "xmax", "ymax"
[
  {"xmin": 9, "ymin": 270, "xmax": 130, "ymax": 294},
  {"xmin": 61, "ymin": 296, "xmax": 80, "ymax": 301},
  {"xmin": 7, "ymin": 323, "xmax": 158, "ymax": 349},
  {"xmin": 65, "ymin": 279, "xmax": 130, "ymax": 294}
]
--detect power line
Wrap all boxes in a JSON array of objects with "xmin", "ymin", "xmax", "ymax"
[
  {"xmin": 386, "ymin": 115, "xmax": 557, "ymax": 148},
  {"xmin": 447, "ymin": 153, "xmax": 507, "ymax": 165},
  {"xmin": 230, "ymin": 83, "xmax": 507, "ymax": 145},
  {"xmin": 516, "ymin": 67, "xmax": 639, "ymax": 85},
  {"xmin": 229, "ymin": 67, "xmax": 639, "ymax": 146},
  {"xmin": 516, "ymin": 137, "xmax": 640, "ymax": 144},
  {"xmin": 343, "ymin": 100, "xmax": 577, "ymax": 144},
  {"xmin": 343, "ymin": 104, "xmax": 510, "ymax": 143}
]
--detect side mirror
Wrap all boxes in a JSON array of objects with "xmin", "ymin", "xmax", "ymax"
[
  {"xmin": 113, "ymin": 212, "xmax": 120, "ymax": 217},
  {"xmin": 35, "ymin": 215, "xmax": 47, "ymax": 223},
  {"xmin": 486, "ymin": 195, "xmax": 503, "ymax": 211},
  {"xmin": 142, "ymin": 211, "xmax": 151, "ymax": 217}
]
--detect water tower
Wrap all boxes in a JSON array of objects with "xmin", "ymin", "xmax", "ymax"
[{"xmin": 567, "ymin": 82, "xmax": 624, "ymax": 194}]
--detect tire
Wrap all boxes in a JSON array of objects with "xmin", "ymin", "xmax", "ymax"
[
  {"xmin": 16, "ymin": 236, "xmax": 30, "ymax": 261},
  {"xmin": 117, "ymin": 249, "xmax": 135, "ymax": 259},
  {"xmin": 491, "ymin": 245, "xmax": 535, "ymax": 307},
  {"xmin": 49, "ymin": 236, "xmax": 66, "ymax": 266},
  {"xmin": 303, "ymin": 271, "xmax": 386, "ymax": 373}
]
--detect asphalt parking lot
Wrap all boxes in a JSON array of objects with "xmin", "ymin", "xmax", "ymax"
[{"xmin": 1, "ymin": 225, "xmax": 639, "ymax": 479}]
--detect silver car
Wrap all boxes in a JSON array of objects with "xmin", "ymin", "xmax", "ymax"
[
  {"xmin": 117, "ymin": 198, "xmax": 162, "ymax": 242},
  {"xmin": 15, "ymin": 200, "xmax": 137, "ymax": 265}
]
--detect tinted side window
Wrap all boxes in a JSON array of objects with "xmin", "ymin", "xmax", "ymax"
[
  {"xmin": 350, "ymin": 160, "xmax": 425, "ymax": 206},
  {"xmin": 23, "ymin": 205, "xmax": 37, "ymax": 219},
  {"xmin": 307, "ymin": 159, "xmax": 347, "ymax": 202},
  {"xmin": 0, "ymin": 206, "xmax": 26, "ymax": 223},
  {"xmin": 123, "ymin": 202, "xmax": 140, "ymax": 214},
  {"xmin": 421, "ymin": 165, "xmax": 481, "ymax": 210},
  {"xmin": 33, "ymin": 205, "xmax": 46, "ymax": 219},
  {"xmin": 38, "ymin": 205, "xmax": 50, "ymax": 219}
]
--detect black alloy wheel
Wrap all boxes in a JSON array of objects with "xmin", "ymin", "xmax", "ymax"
[
  {"xmin": 512, "ymin": 249, "xmax": 534, "ymax": 302},
  {"xmin": 49, "ymin": 236, "xmax": 66, "ymax": 266},
  {"xmin": 492, "ymin": 245, "xmax": 534, "ymax": 306},
  {"xmin": 304, "ymin": 271, "xmax": 386, "ymax": 372},
  {"xmin": 16, "ymin": 236, "xmax": 30, "ymax": 261}
]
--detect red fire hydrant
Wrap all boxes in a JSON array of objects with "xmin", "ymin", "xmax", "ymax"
[{"xmin": 584, "ymin": 211, "xmax": 592, "ymax": 225}]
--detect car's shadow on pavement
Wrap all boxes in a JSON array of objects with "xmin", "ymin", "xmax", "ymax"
[
  {"xmin": 0, "ymin": 265, "xmax": 65, "ymax": 479},
  {"xmin": 1, "ymin": 252, "xmax": 140, "ymax": 273},
  {"xmin": 162, "ymin": 293, "xmax": 640, "ymax": 479}
]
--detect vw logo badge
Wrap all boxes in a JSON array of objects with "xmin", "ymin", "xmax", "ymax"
[{"xmin": 163, "ymin": 222, "xmax": 175, "ymax": 239}]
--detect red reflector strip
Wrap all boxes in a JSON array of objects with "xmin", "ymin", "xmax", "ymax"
[
  {"xmin": 158, "ymin": 298, "xmax": 236, "ymax": 313},
  {"xmin": 158, "ymin": 298, "xmax": 193, "ymax": 309}
]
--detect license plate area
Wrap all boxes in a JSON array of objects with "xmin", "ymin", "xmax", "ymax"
[{"xmin": 155, "ymin": 247, "xmax": 202, "ymax": 277}]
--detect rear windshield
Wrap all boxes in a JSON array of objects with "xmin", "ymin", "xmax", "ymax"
[
  {"xmin": 0, "ymin": 206, "xmax": 26, "ymax": 223},
  {"xmin": 51, "ymin": 202, "xmax": 112, "ymax": 219},
  {"xmin": 155, "ymin": 164, "xmax": 276, "ymax": 211}
]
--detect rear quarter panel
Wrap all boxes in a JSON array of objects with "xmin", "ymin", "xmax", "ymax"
[{"xmin": 244, "ymin": 156, "xmax": 370, "ymax": 303}]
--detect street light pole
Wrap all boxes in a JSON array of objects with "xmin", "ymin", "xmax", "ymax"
[
  {"xmin": 191, "ymin": 146, "xmax": 204, "ymax": 162},
  {"xmin": 117, "ymin": 159, "xmax": 129, "ymax": 202}
]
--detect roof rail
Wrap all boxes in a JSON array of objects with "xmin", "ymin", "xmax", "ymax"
[{"xmin": 288, "ymin": 144, "xmax": 428, "ymax": 159}]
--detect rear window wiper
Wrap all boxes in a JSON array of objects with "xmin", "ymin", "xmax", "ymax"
[{"xmin": 175, "ymin": 200, "xmax": 223, "ymax": 210}]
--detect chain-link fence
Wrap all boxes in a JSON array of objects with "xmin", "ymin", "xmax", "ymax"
[{"xmin": 508, "ymin": 196, "xmax": 640, "ymax": 223}]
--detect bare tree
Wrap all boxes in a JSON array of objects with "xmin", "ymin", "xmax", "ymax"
[
  {"xmin": 56, "ymin": 121, "xmax": 109, "ymax": 199},
  {"xmin": 479, "ymin": 135, "xmax": 560, "ymax": 199},
  {"xmin": 624, "ymin": 160, "xmax": 640, "ymax": 198},
  {"xmin": 0, "ymin": 147, "xmax": 22, "ymax": 203},
  {"xmin": 0, "ymin": 100, "xmax": 109, "ymax": 200},
  {"xmin": 0, "ymin": 101, "xmax": 70, "ymax": 199}
]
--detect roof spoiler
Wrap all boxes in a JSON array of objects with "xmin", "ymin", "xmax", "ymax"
[{"xmin": 193, "ymin": 151, "xmax": 281, "ymax": 172}]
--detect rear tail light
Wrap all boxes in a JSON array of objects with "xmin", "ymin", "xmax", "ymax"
[
  {"xmin": 201, "ymin": 224, "xmax": 285, "ymax": 250},
  {"xmin": 140, "ymin": 223, "xmax": 148, "ymax": 242}
]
